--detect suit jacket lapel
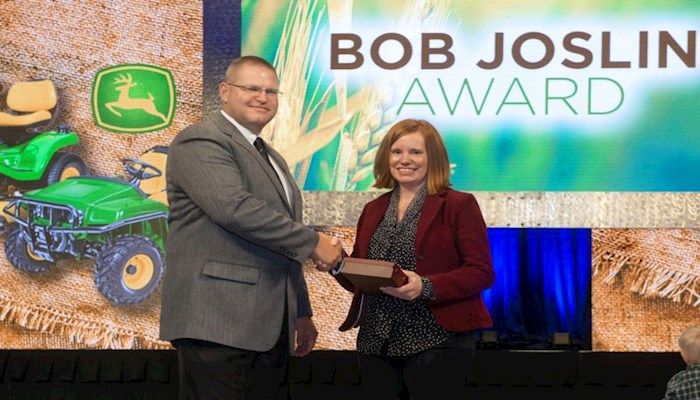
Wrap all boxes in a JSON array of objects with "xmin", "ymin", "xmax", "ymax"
[
  {"xmin": 212, "ymin": 113, "xmax": 293, "ymax": 216},
  {"xmin": 415, "ymin": 191, "xmax": 445, "ymax": 250}
]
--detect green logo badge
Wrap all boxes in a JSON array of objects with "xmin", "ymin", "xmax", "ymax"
[{"xmin": 92, "ymin": 64, "xmax": 176, "ymax": 133}]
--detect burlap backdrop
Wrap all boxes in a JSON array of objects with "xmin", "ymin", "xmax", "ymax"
[
  {"xmin": 592, "ymin": 229, "xmax": 700, "ymax": 351},
  {"xmin": 0, "ymin": 0, "xmax": 202, "ymax": 348}
]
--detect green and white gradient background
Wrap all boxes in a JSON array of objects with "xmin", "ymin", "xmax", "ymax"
[{"xmin": 243, "ymin": 0, "xmax": 700, "ymax": 191}]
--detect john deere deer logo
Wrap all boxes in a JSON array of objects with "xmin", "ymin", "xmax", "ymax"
[
  {"xmin": 106, "ymin": 73, "xmax": 168, "ymax": 122},
  {"xmin": 92, "ymin": 64, "xmax": 176, "ymax": 134}
]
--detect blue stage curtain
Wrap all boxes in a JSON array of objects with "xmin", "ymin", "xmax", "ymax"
[
  {"xmin": 203, "ymin": 0, "xmax": 241, "ymax": 115},
  {"xmin": 482, "ymin": 228, "xmax": 592, "ymax": 349}
]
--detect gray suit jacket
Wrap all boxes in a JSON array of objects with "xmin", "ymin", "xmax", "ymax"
[{"xmin": 159, "ymin": 111, "xmax": 318, "ymax": 352}]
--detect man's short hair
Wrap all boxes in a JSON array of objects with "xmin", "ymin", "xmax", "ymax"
[
  {"xmin": 224, "ymin": 55, "xmax": 277, "ymax": 82},
  {"xmin": 679, "ymin": 325, "xmax": 700, "ymax": 365}
]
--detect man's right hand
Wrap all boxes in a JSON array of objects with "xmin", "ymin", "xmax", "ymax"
[{"xmin": 311, "ymin": 233, "xmax": 342, "ymax": 271}]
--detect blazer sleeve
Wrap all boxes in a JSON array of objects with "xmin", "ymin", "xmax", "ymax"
[
  {"xmin": 296, "ymin": 268, "xmax": 313, "ymax": 317},
  {"xmin": 168, "ymin": 128, "xmax": 318, "ymax": 265},
  {"xmin": 424, "ymin": 194, "xmax": 495, "ymax": 303}
]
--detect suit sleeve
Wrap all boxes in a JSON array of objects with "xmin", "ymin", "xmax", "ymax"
[
  {"xmin": 168, "ymin": 129, "xmax": 318, "ymax": 265},
  {"xmin": 424, "ymin": 194, "xmax": 495, "ymax": 303},
  {"xmin": 296, "ymin": 268, "xmax": 313, "ymax": 317}
]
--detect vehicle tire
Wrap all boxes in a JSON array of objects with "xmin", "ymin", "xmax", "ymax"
[
  {"xmin": 4, "ymin": 227, "xmax": 54, "ymax": 273},
  {"xmin": 44, "ymin": 151, "xmax": 88, "ymax": 185},
  {"xmin": 94, "ymin": 235, "xmax": 164, "ymax": 305}
]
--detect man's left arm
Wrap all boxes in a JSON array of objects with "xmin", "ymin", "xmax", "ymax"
[
  {"xmin": 294, "ymin": 272, "xmax": 315, "ymax": 357},
  {"xmin": 296, "ymin": 267, "xmax": 312, "ymax": 318}
]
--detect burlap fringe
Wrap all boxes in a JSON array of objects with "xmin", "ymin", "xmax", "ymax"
[
  {"xmin": 0, "ymin": 298, "xmax": 171, "ymax": 349},
  {"xmin": 592, "ymin": 250, "xmax": 700, "ymax": 307}
]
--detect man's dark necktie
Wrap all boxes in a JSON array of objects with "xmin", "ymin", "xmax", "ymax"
[{"xmin": 253, "ymin": 137, "xmax": 282, "ymax": 185}]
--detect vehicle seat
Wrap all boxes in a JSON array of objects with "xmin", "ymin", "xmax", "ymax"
[
  {"xmin": 0, "ymin": 80, "xmax": 57, "ymax": 146},
  {"xmin": 137, "ymin": 146, "xmax": 168, "ymax": 206}
]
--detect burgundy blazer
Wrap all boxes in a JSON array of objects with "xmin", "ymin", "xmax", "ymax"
[{"xmin": 338, "ymin": 188, "xmax": 495, "ymax": 332}]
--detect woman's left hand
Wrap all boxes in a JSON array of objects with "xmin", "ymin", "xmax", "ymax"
[{"xmin": 380, "ymin": 270, "xmax": 422, "ymax": 301}]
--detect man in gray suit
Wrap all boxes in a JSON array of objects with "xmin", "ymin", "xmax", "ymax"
[{"xmin": 159, "ymin": 55, "xmax": 342, "ymax": 399}]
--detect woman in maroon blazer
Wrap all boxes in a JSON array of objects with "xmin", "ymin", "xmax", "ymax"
[{"xmin": 335, "ymin": 119, "xmax": 495, "ymax": 399}]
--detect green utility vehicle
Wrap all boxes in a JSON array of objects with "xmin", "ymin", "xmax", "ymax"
[
  {"xmin": 0, "ymin": 80, "xmax": 87, "ymax": 187},
  {"xmin": 3, "ymin": 146, "xmax": 169, "ymax": 305}
]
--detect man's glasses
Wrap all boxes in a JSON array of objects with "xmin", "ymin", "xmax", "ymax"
[{"xmin": 224, "ymin": 82, "xmax": 282, "ymax": 97}]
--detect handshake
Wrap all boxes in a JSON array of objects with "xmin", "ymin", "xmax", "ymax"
[{"xmin": 311, "ymin": 233, "xmax": 343, "ymax": 272}]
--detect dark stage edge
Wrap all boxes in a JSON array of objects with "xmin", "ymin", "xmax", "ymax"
[{"xmin": 0, "ymin": 349, "xmax": 684, "ymax": 399}]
